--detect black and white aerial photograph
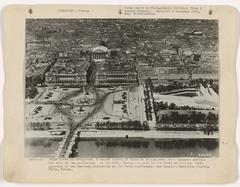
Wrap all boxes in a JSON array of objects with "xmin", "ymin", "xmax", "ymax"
[{"xmin": 24, "ymin": 19, "xmax": 219, "ymax": 158}]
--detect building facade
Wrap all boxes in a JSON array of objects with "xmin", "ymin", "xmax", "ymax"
[
  {"xmin": 45, "ymin": 58, "xmax": 89, "ymax": 86},
  {"xmin": 91, "ymin": 46, "xmax": 108, "ymax": 62},
  {"xmin": 45, "ymin": 72, "xmax": 87, "ymax": 85},
  {"xmin": 95, "ymin": 70, "xmax": 137, "ymax": 85}
]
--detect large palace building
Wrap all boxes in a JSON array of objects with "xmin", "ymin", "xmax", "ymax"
[
  {"xmin": 45, "ymin": 58, "xmax": 89, "ymax": 86},
  {"xmin": 95, "ymin": 70, "xmax": 137, "ymax": 85},
  {"xmin": 45, "ymin": 45, "xmax": 138, "ymax": 86}
]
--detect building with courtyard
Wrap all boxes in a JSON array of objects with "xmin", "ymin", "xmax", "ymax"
[{"xmin": 45, "ymin": 58, "xmax": 89, "ymax": 86}]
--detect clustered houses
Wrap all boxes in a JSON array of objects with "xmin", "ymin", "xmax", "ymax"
[
  {"xmin": 45, "ymin": 45, "xmax": 138, "ymax": 86},
  {"xmin": 138, "ymin": 47, "xmax": 218, "ymax": 86}
]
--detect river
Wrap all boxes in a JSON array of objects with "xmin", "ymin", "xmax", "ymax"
[
  {"xmin": 25, "ymin": 138, "xmax": 62, "ymax": 157},
  {"xmin": 75, "ymin": 138, "xmax": 218, "ymax": 158},
  {"xmin": 25, "ymin": 137, "xmax": 218, "ymax": 158}
]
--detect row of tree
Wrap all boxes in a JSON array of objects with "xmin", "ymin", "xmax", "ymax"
[
  {"xmin": 26, "ymin": 122, "xmax": 51, "ymax": 130},
  {"xmin": 25, "ymin": 55, "xmax": 57, "ymax": 99},
  {"xmin": 153, "ymin": 82, "xmax": 187, "ymax": 93},
  {"xmin": 154, "ymin": 101, "xmax": 213, "ymax": 111},
  {"xmin": 95, "ymin": 120, "xmax": 150, "ymax": 130},
  {"xmin": 159, "ymin": 111, "xmax": 218, "ymax": 124},
  {"xmin": 25, "ymin": 86, "xmax": 38, "ymax": 99}
]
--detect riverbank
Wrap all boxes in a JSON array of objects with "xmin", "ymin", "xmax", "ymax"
[
  {"xmin": 25, "ymin": 130, "xmax": 66, "ymax": 138},
  {"xmin": 25, "ymin": 129, "xmax": 219, "ymax": 139},
  {"xmin": 79, "ymin": 130, "xmax": 218, "ymax": 139}
]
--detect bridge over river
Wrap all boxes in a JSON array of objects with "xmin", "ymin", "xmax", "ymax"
[{"xmin": 56, "ymin": 87, "xmax": 133, "ymax": 158}]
